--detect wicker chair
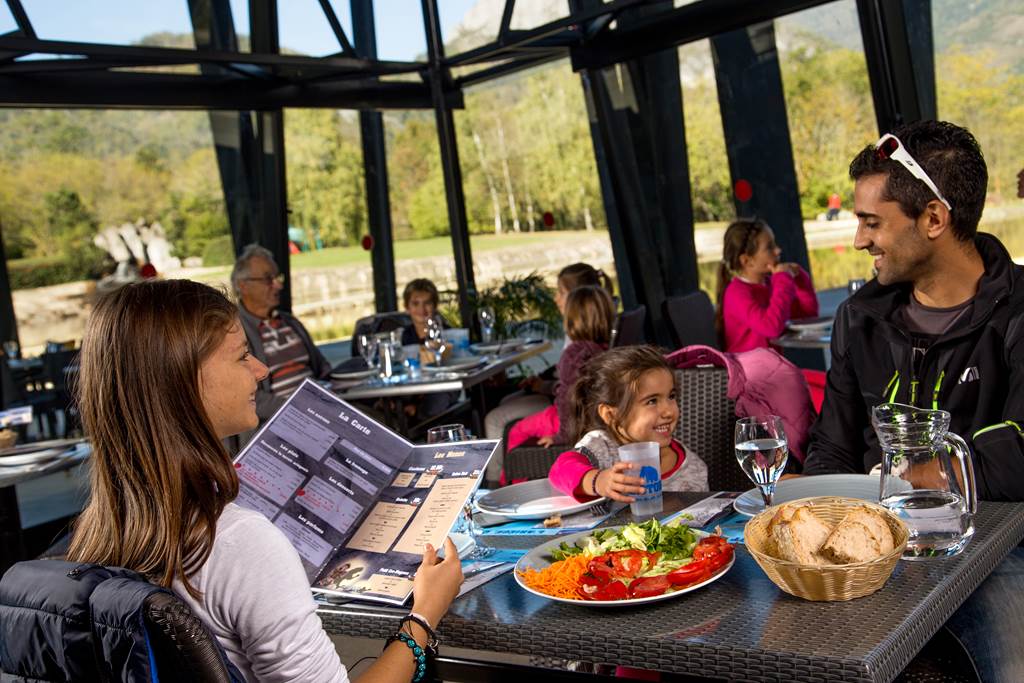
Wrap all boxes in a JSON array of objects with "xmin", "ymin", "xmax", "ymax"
[
  {"xmin": 503, "ymin": 367, "xmax": 745, "ymax": 490},
  {"xmin": 673, "ymin": 366, "xmax": 748, "ymax": 493}
]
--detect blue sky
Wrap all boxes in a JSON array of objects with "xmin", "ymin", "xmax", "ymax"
[{"xmin": 6, "ymin": 0, "xmax": 478, "ymax": 61}]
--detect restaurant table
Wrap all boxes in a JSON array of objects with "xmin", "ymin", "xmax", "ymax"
[
  {"xmin": 333, "ymin": 341, "xmax": 552, "ymax": 434},
  {"xmin": 0, "ymin": 444, "xmax": 90, "ymax": 573},
  {"xmin": 318, "ymin": 492, "xmax": 1024, "ymax": 683}
]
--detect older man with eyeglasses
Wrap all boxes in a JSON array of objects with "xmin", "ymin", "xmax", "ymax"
[{"xmin": 231, "ymin": 244, "xmax": 330, "ymax": 434}]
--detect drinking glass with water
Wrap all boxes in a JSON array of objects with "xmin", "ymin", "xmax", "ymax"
[
  {"xmin": 734, "ymin": 415, "xmax": 788, "ymax": 507},
  {"xmin": 872, "ymin": 403, "xmax": 976, "ymax": 559}
]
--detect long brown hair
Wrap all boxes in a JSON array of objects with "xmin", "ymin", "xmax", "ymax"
[
  {"xmin": 715, "ymin": 218, "xmax": 771, "ymax": 343},
  {"xmin": 68, "ymin": 280, "xmax": 241, "ymax": 598},
  {"xmin": 567, "ymin": 345, "xmax": 674, "ymax": 444},
  {"xmin": 558, "ymin": 262, "xmax": 615, "ymax": 299},
  {"xmin": 564, "ymin": 285, "xmax": 615, "ymax": 345}
]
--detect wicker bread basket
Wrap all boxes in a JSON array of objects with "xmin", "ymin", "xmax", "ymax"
[
  {"xmin": 0, "ymin": 429, "xmax": 15, "ymax": 450},
  {"xmin": 745, "ymin": 496, "xmax": 909, "ymax": 601}
]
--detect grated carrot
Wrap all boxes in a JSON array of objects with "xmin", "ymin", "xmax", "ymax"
[{"xmin": 517, "ymin": 553, "xmax": 590, "ymax": 599}]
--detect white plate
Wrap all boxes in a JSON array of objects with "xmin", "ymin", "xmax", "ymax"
[
  {"xmin": 733, "ymin": 473, "xmax": 881, "ymax": 516},
  {"xmin": 423, "ymin": 357, "xmax": 487, "ymax": 373},
  {"xmin": 470, "ymin": 341, "xmax": 507, "ymax": 354},
  {"xmin": 330, "ymin": 368, "xmax": 377, "ymax": 381},
  {"xmin": 786, "ymin": 316, "xmax": 833, "ymax": 332},
  {"xmin": 476, "ymin": 479, "xmax": 607, "ymax": 520},
  {"xmin": 514, "ymin": 527, "xmax": 733, "ymax": 607}
]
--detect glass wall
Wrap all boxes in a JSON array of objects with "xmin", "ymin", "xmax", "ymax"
[
  {"xmin": 0, "ymin": 109, "xmax": 230, "ymax": 354},
  {"xmin": 283, "ymin": 109, "xmax": 369, "ymax": 343},
  {"xmin": 453, "ymin": 59, "xmax": 617, "ymax": 329},
  {"xmin": 932, "ymin": 0, "xmax": 1024, "ymax": 258},
  {"xmin": 382, "ymin": 110, "xmax": 461, "ymax": 323},
  {"xmin": 775, "ymin": 0, "xmax": 878, "ymax": 289}
]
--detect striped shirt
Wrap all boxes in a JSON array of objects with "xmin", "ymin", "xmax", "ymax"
[{"xmin": 257, "ymin": 317, "xmax": 314, "ymax": 397}]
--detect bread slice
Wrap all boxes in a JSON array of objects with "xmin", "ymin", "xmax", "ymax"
[
  {"xmin": 820, "ymin": 520, "xmax": 883, "ymax": 564},
  {"xmin": 842, "ymin": 507, "xmax": 895, "ymax": 555},
  {"xmin": 772, "ymin": 507, "xmax": 832, "ymax": 565}
]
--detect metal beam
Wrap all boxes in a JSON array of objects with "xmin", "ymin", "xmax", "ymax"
[
  {"xmin": 248, "ymin": 0, "xmax": 292, "ymax": 312},
  {"xmin": 857, "ymin": 0, "xmax": 936, "ymax": 133},
  {"xmin": 317, "ymin": 0, "xmax": 356, "ymax": 57},
  {"xmin": 0, "ymin": 35, "xmax": 421, "ymax": 75},
  {"xmin": 444, "ymin": 0, "xmax": 644, "ymax": 68},
  {"xmin": 5, "ymin": 0, "xmax": 35, "ymax": 38},
  {"xmin": 422, "ymin": 0, "xmax": 477, "ymax": 332},
  {"xmin": 711, "ymin": 21, "xmax": 809, "ymax": 271},
  {"xmin": 570, "ymin": 0, "xmax": 830, "ymax": 72},
  {"xmin": 353, "ymin": 0, "xmax": 398, "ymax": 313},
  {"xmin": 454, "ymin": 51, "xmax": 564, "ymax": 89},
  {"xmin": 0, "ymin": 221, "xmax": 19, "ymax": 355},
  {"xmin": 0, "ymin": 71, "xmax": 442, "ymax": 109}
]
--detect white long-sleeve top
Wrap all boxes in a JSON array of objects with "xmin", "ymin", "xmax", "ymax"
[{"xmin": 173, "ymin": 503, "xmax": 349, "ymax": 683}]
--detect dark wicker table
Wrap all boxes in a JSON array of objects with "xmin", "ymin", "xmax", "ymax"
[{"xmin": 318, "ymin": 492, "xmax": 1024, "ymax": 683}]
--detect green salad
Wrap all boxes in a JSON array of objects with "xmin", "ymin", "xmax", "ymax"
[{"xmin": 550, "ymin": 518, "xmax": 699, "ymax": 562}]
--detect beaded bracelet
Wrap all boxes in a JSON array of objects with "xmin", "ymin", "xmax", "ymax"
[
  {"xmin": 385, "ymin": 632, "xmax": 428, "ymax": 682},
  {"xmin": 400, "ymin": 613, "xmax": 438, "ymax": 653}
]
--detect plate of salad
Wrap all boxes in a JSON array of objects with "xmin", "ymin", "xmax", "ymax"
[{"xmin": 514, "ymin": 518, "xmax": 734, "ymax": 607}]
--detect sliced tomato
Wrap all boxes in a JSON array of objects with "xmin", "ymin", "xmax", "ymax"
[
  {"xmin": 587, "ymin": 555, "xmax": 616, "ymax": 581},
  {"xmin": 627, "ymin": 575, "xmax": 670, "ymax": 599},
  {"xmin": 592, "ymin": 580, "xmax": 629, "ymax": 601},
  {"xmin": 704, "ymin": 544, "xmax": 734, "ymax": 573},
  {"xmin": 610, "ymin": 550, "xmax": 647, "ymax": 578},
  {"xmin": 692, "ymin": 536, "xmax": 730, "ymax": 561},
  {"xmin": 666, "ymin": 560, "xmax": 709, "ymax": 587}
]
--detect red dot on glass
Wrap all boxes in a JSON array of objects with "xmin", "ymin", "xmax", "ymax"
[
  {"xmin": 542, "ymin": 211, "xmax": 555, "ymax": 227},
  {"xmin": 734, "ymin": 179, "xmax": 753, "ymax": 202},
  {"xmin": 296, "ymin": 488, "xmax": 305, "ymax": 496},
  {"xmin": 833, "ymin": 244, "xmax": 846, "ymax": 254},
  {"xmin": 361, "ymin": 234, "xmax": 374, "ymax": 251},
  {"xmin": 234, "ymin": 463, "xmax": 242, "ymax": 469}
]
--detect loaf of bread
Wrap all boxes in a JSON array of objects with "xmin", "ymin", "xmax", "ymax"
[
  {"xmin": 819, "ymin": 506, "xmax": 895, "ymax": 564},
  {"xmin": 766, "ymin": 503, "xmax": 895, "ymax": 565}
]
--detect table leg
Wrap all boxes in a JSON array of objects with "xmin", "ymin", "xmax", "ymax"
[{"xmin": 0, "ymin": 485, "xmax": 27, "ymax": 574}]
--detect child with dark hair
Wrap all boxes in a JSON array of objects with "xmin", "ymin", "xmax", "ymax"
[
  {"xmin": 716, "ymin": 218, "xmax": 818, "ymax": 352},
  {"xmin": 548, "ymin": 345, "xmax": 708, "ymax": 500}
]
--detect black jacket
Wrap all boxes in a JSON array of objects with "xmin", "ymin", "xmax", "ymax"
[{"xmin": 805, "ymin": 233, "xmax": 1024, "ymax": 501}]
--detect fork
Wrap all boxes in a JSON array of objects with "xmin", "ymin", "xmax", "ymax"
[{"xmin": 589, "ymin": 500, "xmax": 612, "ymax": 517}]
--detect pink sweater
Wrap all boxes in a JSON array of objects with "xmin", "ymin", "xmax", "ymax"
[{"xmin": 722, "ymin": 269, "xmax": 818, "ymax": 353}]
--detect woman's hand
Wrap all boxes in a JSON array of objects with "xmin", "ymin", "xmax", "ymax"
[
  {"xmin": 410, "ymin": 538, "xmax": 464, "ymax": 628},
  {"xmin": 593, "ymin": 463, "xmax": 646, "ymax": 502}
]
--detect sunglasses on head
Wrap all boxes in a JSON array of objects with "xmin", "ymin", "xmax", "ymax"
[{"xmin": 874, "ymin": 133, "xmax": 952, "ymax": 211}]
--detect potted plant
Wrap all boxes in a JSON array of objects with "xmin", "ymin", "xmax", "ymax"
[{"xmin": 440, "ymin": 272, "xmax": 562, "ymax": 340}]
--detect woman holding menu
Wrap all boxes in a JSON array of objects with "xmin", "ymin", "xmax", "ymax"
[{"xmin": 66, "ymin": 279, "xmax": 463, "ymax": 683}]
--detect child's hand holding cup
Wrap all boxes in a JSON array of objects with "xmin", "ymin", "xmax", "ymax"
[{"xmin": 615, "ymin": 442, "xmax": 664, "ymax": 517}]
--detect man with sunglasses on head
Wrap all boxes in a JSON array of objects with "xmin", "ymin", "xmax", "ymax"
[
  {"xmin": 231, "ymin": 244, "xmax": 330, "ymax": 438},
  {"xmin": 804, "ymin": 120, "xmax": 1024, "ymax": 503}
]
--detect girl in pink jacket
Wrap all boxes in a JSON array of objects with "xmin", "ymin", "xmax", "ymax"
[
  {"xmin": 548, "ymin": 346, "xmax": 708, "ymax": 501},
  {"xmin": 717, "ymin": 218, "xmax": 818, "ymax": 353}
]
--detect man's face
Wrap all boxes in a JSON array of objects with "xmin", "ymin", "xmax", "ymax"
[
  {"xmin": 237, "ymin": 256, "xmax": 282, "ymax": 315},
  {"xmin": 853, "ymin": 174, "xmax": 932, "ymax": 286}
]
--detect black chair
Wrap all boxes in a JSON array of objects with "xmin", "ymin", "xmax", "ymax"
[
  {"xmin": 610, "ymin": 305, "xmax": 647, "ymax": 347},
  {"xmin": 41, "ymin": 348, "xmax": 80, "ymax": 437},
  {"xmin": 663, "ymin": 291, "xmax": 718, "ymax": 349},
  {"xmin": 349, "ymin": 312, "xmax": 411, "ymax": 357},
  {"xmin": 0, "ymin": 560, "xmax": 241, "ymax": 682},
  {"xmin": 502, "ymin": 419, "xmax": 566, "ymax": 484}
]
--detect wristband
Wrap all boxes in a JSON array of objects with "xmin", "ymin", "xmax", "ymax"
[
  {"xmin": 401, "ymin": 612, "xmax": 438, "ymax": 652},
  {"xmin": 385, "ymin": 632, "xmax": 428, "ymax": 682},
  {"xmin": 590, "ymin": 468, "xmax": 602, "ymax": 498}
]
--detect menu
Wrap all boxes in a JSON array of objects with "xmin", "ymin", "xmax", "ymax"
[{"xmin": 233, "ymin": 379, "xmax": 499, "ymax": 605}]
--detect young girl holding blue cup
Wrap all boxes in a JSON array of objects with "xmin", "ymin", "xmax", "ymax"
[{"xmin": 548, "ymin": 346, "xmax": 708, "ymax": 502}]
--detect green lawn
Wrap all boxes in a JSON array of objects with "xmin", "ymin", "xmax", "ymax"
[{"xmin": 290, "ymin": 231, "xmax": 594, "ymax": 270}]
